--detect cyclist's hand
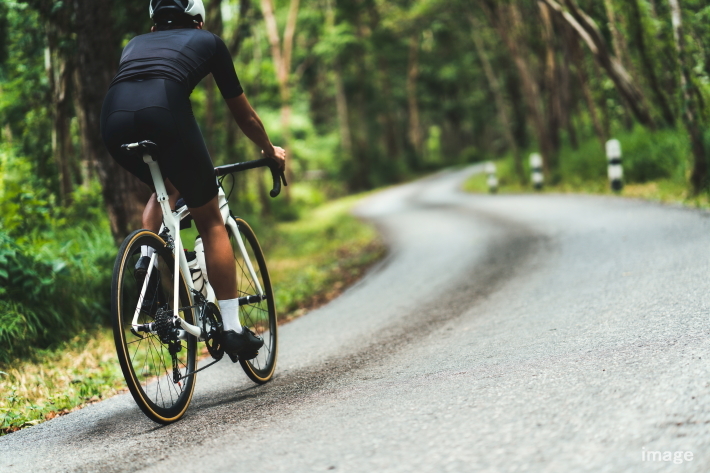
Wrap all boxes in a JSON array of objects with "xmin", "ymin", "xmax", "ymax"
[{"xmin": 263, "ymin": 146, "xmax": 286, "ymax": 171}]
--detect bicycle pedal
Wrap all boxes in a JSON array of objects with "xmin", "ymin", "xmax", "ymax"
[{"xmin": 226, "ymin": 351, "xmax": 259, "ymax": 363}]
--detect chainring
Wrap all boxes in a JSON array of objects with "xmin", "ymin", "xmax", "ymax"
[{"xmin": 203, "ymin": 302, "xmax": 224, "ymax": 361}]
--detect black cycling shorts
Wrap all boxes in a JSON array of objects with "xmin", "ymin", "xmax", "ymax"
[{"xmin": 101, "ymin": 78, "xmax": 219, "ymax": 209}]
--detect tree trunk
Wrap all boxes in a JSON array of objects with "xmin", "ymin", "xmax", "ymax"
[
  {"xmin": 364, "ymin": 2, "xmax": 399, "ymax": 168},
  {"xmin": 668, "ymin": 0, "xmax": 707, "ymax": 193},
  {"xmin": 629, "ymin": 0, "xmax": 675, "ymax": 127},
  {"xmin": 261, "ymin": 0, "xmax": 300, "ymax": 198},
  {"xmin": 73, "ymin": 0, "xmax": 151, "ymax": 241},
  {"xmin": 539, "ymin": 1, "xmax": 561, "ymax": 169},
  {"xmin": 484, "ymin": 1, "xmax": 555, "ymax": 176},
  {"xmin": 542, "ymin": 0, "xmax": 655, "ymax": 129},
  {"xmin": 204, "ymin": 0, "xmax": 224, "ymax": 160},
  {"xmin": 406, "ymin": 33, "xmax": 423, "ymax": 159},
  {"xmin": 558, "ymin": 18, "xmax": 579, "ymax": 149},
  {"xmin": 470, "ymin": 16, "xmax": 523, "ymax": 181},
  {"xmin": 324, "ymin": 0, "xmax": 353, "ymax": 163},
  {"xmin": 72, "ymin": 69, "xmax": 93, "ymax": 188},
  {"xmin": 567, "ymin": 28, "xmax": 606, "ymax": 146},
  {"xmin": 334, "ymin": 62, "xmax": 353, "ymax": 161},
  {"xmin": 604, "ymin": 0, "xmax": 639, "ymax": 131},
  {"xmin": 377, "ymin": 56, "xmax": 400, "ymax": 166},
  {"xmin": 228, "ymin": 0, "xmax": 252, "ymax": 56},
  {"xmin": 46, "ymin": 26, "xmax": 75, "ymax": 205},
  {"xmin": 603, "ymin": 0, "xmax": 632, "ymax": 69}
]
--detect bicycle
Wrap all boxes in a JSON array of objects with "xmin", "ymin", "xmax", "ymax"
[{"xmin": 110, "ymin": 140, "xmax": 286, "ymax": 424}]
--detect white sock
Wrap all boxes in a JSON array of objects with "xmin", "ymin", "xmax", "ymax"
[
  {"xmin": 219, "ymin": 298, "xmax": 243, "ymax": 333},
  {"xmin": 141, "ymin": 246, "xmax": 158, "ymax": 268}
]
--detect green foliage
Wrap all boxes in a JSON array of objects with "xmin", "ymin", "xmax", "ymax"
[
  {"xmin": 0, "ymin": 219, "xmax": 114, "ymax": 364},
  {"xmin": 618, "ymin": 127, "xmax": 690, "ymax": 183},
  {"xmin": 0, "ymin": 230, "xmax": 66, "ymax": 362},
  {"xmin": 0, "ymin": 153, "xmax": 60, "ymax": 239},
  {"xmin": 0, "ymin": 3, "xmax": 53, "ymax": 185},
  {"xmin": 0, "ymin": 148, "xmax": 114, "ymax": 363}
]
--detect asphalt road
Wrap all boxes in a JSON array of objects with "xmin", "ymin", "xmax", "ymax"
[{"xmin": 2, "ymin": 166, "xmax": 710, "ymax": 472}]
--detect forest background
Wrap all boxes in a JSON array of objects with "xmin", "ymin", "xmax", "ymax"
[{"xmin": 1, "ymin": 0, "xmax": 710, "ymax": 363}]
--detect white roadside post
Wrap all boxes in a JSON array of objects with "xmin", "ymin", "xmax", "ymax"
[
  {"xmin": 486, "ymin": 162, "xmax": 498, "ymax": 194},
  {"xmin": 606, "ymin": 139, "xmax": 624, "ymax": 192},
  {"xmin": 530, "ymin": 153, "xmax": 544, "ymax": 190}
]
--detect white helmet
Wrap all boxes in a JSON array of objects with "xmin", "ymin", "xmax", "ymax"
[{"xmin": 150, "ymin": 0, "xmax": 205, "ymax": 23}]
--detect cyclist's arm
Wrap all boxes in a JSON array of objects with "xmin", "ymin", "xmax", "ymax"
[
  {"xmin": 209, "ymin": 34, "xmax": 286, "ymax": 170},
  {"xmin": 225, "ymin": 94, "xmax": 285, "ymax": 170}
]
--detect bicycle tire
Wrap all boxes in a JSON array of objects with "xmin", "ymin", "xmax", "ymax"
[
  {"xmin": 111, "ymin": 229, "xmax": 197, "ymax": 424},
  {"xmin": 229, "ymin": 218, "xmax": 278, "ymax": 384}
]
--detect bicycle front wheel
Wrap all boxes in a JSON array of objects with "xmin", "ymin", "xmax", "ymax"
[
  {"xmin": 111, "ymin": 229, "xmax": 197, "ymax": 424},
  {"xmin": 229, "ymin": 218, "xmax": 278, "ymax": 384}
]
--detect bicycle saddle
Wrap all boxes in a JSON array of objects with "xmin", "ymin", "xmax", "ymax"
[{"xmin": 121, "ymin": 140, "xmax": 159, "ymax": 158}]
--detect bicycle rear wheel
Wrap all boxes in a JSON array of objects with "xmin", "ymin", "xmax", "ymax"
[
  {"xmin": 229, "ymin": 218, "xmax": 278, "ymax": 384},
  {"xmin": 111, "ymin": 230, "xmax": 197, "ymax": 424}
]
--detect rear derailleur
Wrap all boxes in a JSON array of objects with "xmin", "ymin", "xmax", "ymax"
[{"xmin": 153, "ymin": 307, "xmax": 183, "ymax": 383}]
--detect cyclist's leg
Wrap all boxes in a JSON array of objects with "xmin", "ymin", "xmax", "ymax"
[
  {"xmin": 188, "ymin": 197, "xmax": 237, "ymax": 300},
  {"xmin": 151, "ymin": 81, "xmax": 240, "ymax": 301}
]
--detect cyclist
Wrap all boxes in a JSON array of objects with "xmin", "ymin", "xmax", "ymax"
[{"xmin": 101, "ymin": 0, "xmax": 285, "ymax": 359}]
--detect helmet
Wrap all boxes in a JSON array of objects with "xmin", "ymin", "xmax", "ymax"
[{"xmin": 150, "ymin": 0, "xmax": 205, "ymax": 23}]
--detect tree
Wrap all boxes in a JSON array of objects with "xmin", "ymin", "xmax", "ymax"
[
  {"xmin": 542, "ymin": 0, "xmax": 656, "ymax": 128},
  {"xmin": 470, "ymin": 15, "xmax": 523, "ymax": 181},
  {"xmin": 628, "ymin": 0, "xmax": 676, "ymax": 127},
  {"xmin": 482, "ymin": 1, "xmax": 557, "ymax": 176},
  {"xmin": 23, "ymin": 0, "xmax": 76, "ymax": 204},
  {"xmin": 260, "ymin": 0, "xmax": 301, "ymax": 196},
  {"xmin": 668, "ymin": 0, "xmax": 708, "ymax": 193},
  {"xmin": 73, "ymin": 0, "xmax": 151, "ymax": 241}
]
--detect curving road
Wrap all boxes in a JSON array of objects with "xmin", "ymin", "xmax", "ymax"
[{"xmin": 2, "ymin": 166, "xmax": 710, "ymax": 472}]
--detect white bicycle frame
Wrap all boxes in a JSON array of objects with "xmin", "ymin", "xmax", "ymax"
[{"xmin": 126, "ymin": 145, "xmax": 265, "ymax": 340}]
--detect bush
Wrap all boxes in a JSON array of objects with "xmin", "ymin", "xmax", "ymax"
[
  {"xmin": 0, "ymin": 156, "xmax": 115, "ymax": 363},
  {"xmin": 0, "ymin": 227, "xmax": 114, "ymax": 363},
  {"xmin": 558, "ymin": 126, "xmax": 690, "ymax": 185},
  {"xmin": 0, "ymin": 231, "xmax": 68, "ymax": 362},
  {"xmin": 621, "ymin": 127, "xmax": 689, "ymax": 183}
]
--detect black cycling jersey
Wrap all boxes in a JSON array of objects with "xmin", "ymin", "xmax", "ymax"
[
  {"xmin": 101, "ymin": 28, "xmax": 243, "ymax": 209},
  {"xmin": 110, "ymin": 28, "xmax": 243, "ymax": 99}
]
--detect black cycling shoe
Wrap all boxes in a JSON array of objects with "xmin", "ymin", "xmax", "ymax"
[
  {"xmin": 134, "ymin": 256, "xmax": 164, "ymax": 315},
  {"xmin": 222, "ymin": 328, "xmax": 264, "ymax": 360}
]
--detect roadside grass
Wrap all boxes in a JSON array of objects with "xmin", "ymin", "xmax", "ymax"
[
  {"xmin": 465, "ymin": 165, "xmax": 710, "ymax": 208},
  {"xmin": 0, "ymin": 329, "xmax": 124, "ymax": 435},
  {"xmin": 266, "ymin": 194, "xmax": 386, "ymax": 322},
  {"xmin": 0, "ymin": 192, "xmax": 385, "ymax": 435}
]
